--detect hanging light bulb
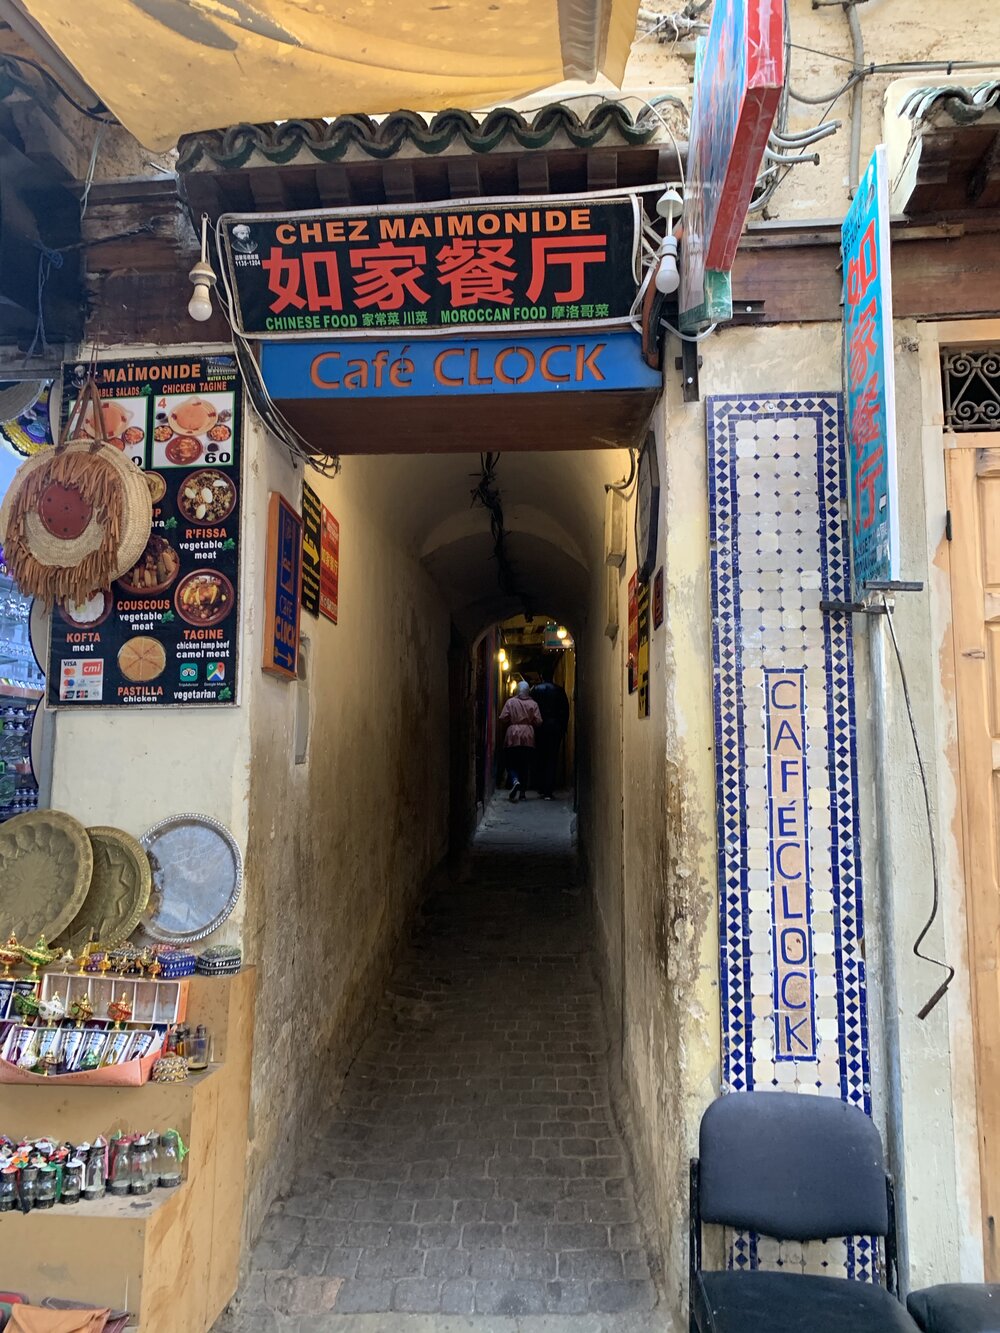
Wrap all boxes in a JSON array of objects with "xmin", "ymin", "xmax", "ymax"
[
  {"xmin": 556, "ymin": 626, "xmax": 568, "ymax": 640},
  {"xmin": 497, "ymin": 647, "xmax": 507, "ymax": 664},
  {"xmin": 654, "ymin": 236, "xmax": 680, "ymax": 295},
  {"xmin": 188, "ymin": 213, "xmax": 217, "ymax": 322},
  {"xmin": 501, "ymin": 660, "xmax": 511, "ymax": 673}
]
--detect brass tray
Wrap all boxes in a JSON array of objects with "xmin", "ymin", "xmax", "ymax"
[
  {"xmin": 0, "ymin": 809, "xmax": 93, "ymax": 941},
  {"xmin": 59, "ymin": 826, "xmax": 152, "ymax": 948}
]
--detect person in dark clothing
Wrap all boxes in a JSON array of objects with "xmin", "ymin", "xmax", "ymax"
[{"xmin": 531, "ymin": 661, "xmax": 570, "ymax": 799}]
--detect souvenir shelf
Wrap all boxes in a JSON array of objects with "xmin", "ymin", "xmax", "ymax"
[
  {"xmin": 40, "ymin": 971, "xmax": 190, "ymax": 1027},
  {"xmin": 0, "ymin": 563, "xmax": 42, "ymax": 820},
  {"xmin": 2, "ymin": 969, "xmax": 255, "ymax": 1333}
]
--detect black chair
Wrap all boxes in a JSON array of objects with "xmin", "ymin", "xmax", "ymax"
[
  {"xmin": 908, "ymin": 1284, "xmax": 1000, "ymax": 1332},
  {"xmin": 690, "ymin": 1091, "xmax": 920, "ymax": 1333}
]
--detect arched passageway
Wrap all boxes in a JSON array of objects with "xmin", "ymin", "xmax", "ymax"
[{"xmin": 218, "ymin": 442, "xmax": 668, "ymax": 1325}]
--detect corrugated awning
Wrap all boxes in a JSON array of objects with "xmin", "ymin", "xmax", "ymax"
[{"xmin": 19, "ymin": 0, "xmax": 641, "ymax": 152}]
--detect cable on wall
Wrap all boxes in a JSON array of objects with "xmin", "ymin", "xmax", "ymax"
[{"xmin": 880, "ymin": 594, "xmax": 955, "ymax": 1020}]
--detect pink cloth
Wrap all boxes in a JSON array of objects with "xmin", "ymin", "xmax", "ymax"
[{"xmin": 500, "ymin": 696, "xmax": 542, "ymax": 748}]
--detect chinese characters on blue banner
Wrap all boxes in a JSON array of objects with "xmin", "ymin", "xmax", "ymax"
[
  {"xmin": 841, "ymin": 146, "xmax": 899, "ymax": 592},
  {"xmin": 221, "ymin": 198, "xmax": 640, "ymax": 337}
]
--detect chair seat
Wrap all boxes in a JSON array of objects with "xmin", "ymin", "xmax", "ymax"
[
  {"xmin": 908, "ymin": 1284, "xmax": 1000, "ymax": 1333},
  {"xmin": 695, "ymin": 1269, "xmax": 919, "ymax": 1333}
]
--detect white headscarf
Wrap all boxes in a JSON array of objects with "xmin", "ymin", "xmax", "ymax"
[{"xmin": 517, "ymin": 680, "xmax": 531, "ymax": 698}]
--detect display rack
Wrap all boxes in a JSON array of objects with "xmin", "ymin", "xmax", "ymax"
[{"xmin": 2, "ymin": 969, "xmax": 255, "ymax": 1333}]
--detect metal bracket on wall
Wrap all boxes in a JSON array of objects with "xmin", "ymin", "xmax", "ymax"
[
  {"xmin": 819, "ymin": 600, "xmax": 889, "ymax": 616},
  {"xmin": 729, "ymin": 298, "xmax": 767, "ymax": 325},
  {"xmin": 675, "ymin": 343, "xmax": 702, "ymax": 402}
]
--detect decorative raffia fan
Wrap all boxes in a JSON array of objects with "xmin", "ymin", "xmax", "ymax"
[{"xmin": 0, "ymin": 373, "xmax": 152, "ymax": 607}]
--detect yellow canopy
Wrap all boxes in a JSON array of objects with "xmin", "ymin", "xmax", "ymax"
[{"xmin": 20, "ymin": 0, "xmax": 639, "ymax": 152}]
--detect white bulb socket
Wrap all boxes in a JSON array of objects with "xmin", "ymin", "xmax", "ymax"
[
  {"xmin": 654, "ymin": 236, "xmax": 680, "ymax": 295},
  {"xmin": 188, "ymin": 259, "xmax": 217, "ymax": 322}
]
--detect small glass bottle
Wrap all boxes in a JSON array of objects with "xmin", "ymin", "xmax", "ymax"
[
  {"xmin": 108, "ymin": 1137, "xmax": 131, "ymax": 1197},
  {"xmin": 130, "ymin": 1135, "xmax": 154, "ymax": 1195},
  {"xmin": 35, "ymin": 1164, "xmax": 58, "ymax": 1209},
  {"xmin": 155, "ymin": 1131, "xmax": 183, "ymax": 1188},
  {"xmin": 61, "ymin": 1157, "xmax": 84, "ymax": 1205},
  {"xmin": 83, "ymin": 1143, "xmax": 105, "ymax": 1201},
  {"xmin": 18, "ymin": 1164, "xmax": 38, "ymax": 1212},
  {"xmin": 0, "ymin": 1167, "xmax": 17, "ymax": 1212},
  {"xmin": 187, "ymin": 1024, "xmax": 209, "ymax": 1072}
]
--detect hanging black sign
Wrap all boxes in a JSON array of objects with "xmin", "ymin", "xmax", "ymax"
[
  {"xmin": 300, "ymin": 479, "xmax": 322, "ymax": 617},
  {"xmin": 48, "ymin": 355, "xmax": 242, "ymax": 708},
  {"xmin": 220, "ymin": 195, "xmax": 640, "ymax": 339}
]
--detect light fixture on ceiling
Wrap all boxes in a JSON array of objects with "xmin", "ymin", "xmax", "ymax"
[
  {"xmin": 188, "ymin": 213, "xmax": 217, "ymax": 323},
  {"xmin": 556, "ymin": 626, "xmax": 568, "ymax": 640}
]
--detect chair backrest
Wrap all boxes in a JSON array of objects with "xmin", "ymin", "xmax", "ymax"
[{"xmin": 698, "ymin": 1091, "xmax": 889, "ymax": 1241}]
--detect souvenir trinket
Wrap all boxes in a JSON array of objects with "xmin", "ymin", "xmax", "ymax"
[
  {"xmin": 130, "ymin": 1134, "xmax": 155, "ymax": 1195},
  {"xmin": 107, "ymin": 991, "xmax": 132, "ymax": 1027},
  {"xmin": 82, "ymin": 1143, "xmax": 105, "ymax": 1201},
  {"xmin": 0, "ymin": 932, "xmax": 20, "ymax": 978},
  {"xmin": 69, "ymin": 993, "xmax": 94, "ymax": 1026},
  {"xmin": 107, "ymin": 1136, "xmax": 131, "ymax": 1197},
  {"xmin": 151, "ymin": 1053, "xmax": 187, "ymax": 1084},
  {"xmin": 18, "ymin": 935, "xmax": 58, "ymax": 979},
  {"xmin": 38, "ymin": 993, "xmax": 65, "ymax": 1026},
  {"xmin": 13, "ymin": 990, "xmax": 40, "ymax": 1022}
]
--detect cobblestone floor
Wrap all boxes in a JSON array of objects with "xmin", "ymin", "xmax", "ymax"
[{"xmin": 216, "ymin": 795, "xmax": 658, "ymax": 1328}]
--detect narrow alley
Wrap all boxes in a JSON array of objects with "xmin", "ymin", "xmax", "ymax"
[{"xmin": 219, "ymin": 797, "xmax": 658, "ymax": 1327}]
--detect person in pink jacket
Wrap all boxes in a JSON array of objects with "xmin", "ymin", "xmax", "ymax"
[{"xmin": 499, "ymin": 679, "xmax": 542, "ymax": 802}]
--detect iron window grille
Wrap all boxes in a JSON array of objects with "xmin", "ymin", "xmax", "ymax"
[{"xmin": 942, "ymin": 347, "xmax": 1000, "ymax": 431}]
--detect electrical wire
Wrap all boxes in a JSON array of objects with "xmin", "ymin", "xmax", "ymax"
[
  {"xmin": 212, "ymin": 220, "xmax": 341, "ymax": 477},
  {"xmin": 880, "ymin": 594, "xmax": 955, "ymax": 1020},
  {"xmin": 0, "ymin": 52, "xmax": 113, "ymax": 123},
  {"xmin": 606, "ymin": 449, "xmax": 637, "ymax": 496},
  {"xmin": 659, "ymin": 316, "xmax": 718, "ymax": 342}
]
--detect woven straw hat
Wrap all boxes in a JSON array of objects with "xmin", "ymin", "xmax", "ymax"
[{"xmin": 0, "ymin": 378, "xmax": 152, "ymax": 606}]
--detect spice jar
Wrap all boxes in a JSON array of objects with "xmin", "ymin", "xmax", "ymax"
[
  {"xmin": 83, "ymin": 1143, "xmax": 105, "ymax": 1201},
  {"xmin": 187, "ymin": 1024, "xmax": 210, "ymax": 1072},
  {"xmin": 108, "ymin": 1137, "xmax": 131, "ymax": 1197},
  {"xmin": 36, "ymin": 1163, "xmax": 59, "ymax": 1209},
  {"xmin": 61, "ymin": 1157, "xmax": 84, "ymax": 1205},
  {"xmin": 0, "ymin": 1167, "xmax": 17, "ymax": 1212},
  {"xmin": 154, "ymin": 1131, "xmax": 182, "ymax": 1188},
  {"xmin": 18, "ymin": 1164, "xmax": 38, "ymax": 1212},
  {"xmin": 130, "ymin": 1135, "xmax": 155, "ymax": 1195}
]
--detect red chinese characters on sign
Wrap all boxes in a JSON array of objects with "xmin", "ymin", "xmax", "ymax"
[
  {"xmin": 437, "ymin": 239, "xmax": 515, "ymax": 306},
  {"xmin": 845, "ymin": 219, "xmax": 883, "ymax": 537},
  {"xmin": 259, "ymin": 234, "xmax": 611, "ymax": 316},
  {"xmin": 351, "ymin": 244, "xmax": 430, "ymax": 309}
]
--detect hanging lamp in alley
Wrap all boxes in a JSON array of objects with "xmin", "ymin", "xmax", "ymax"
[{"xmin": 18, "ymin": 0, "xmax": 641, "ymax": 153}]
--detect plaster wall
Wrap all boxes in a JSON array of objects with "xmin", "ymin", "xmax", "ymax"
[
  {"xmin": 579, "ymin": 394, "xmax": 720, "ymax": 1310},
  {"xmin": 658, "ymin": 319, "xmax": 967, "ymax": 1289},
  {"xmin": 238, "ymin": 430, "xmax": 451, "ymax": 1236}
]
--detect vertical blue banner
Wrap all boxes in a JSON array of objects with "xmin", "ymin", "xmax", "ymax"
[{"xmin": 841, "ymin": 145, "xmax": 900, "ymax": 592}]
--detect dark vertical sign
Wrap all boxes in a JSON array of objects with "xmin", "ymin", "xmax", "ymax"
[
  {"xmin": 637, "ymin": 581, "xmax": 650, "ymax": 718},
  {"xmin": 627, "ymin": 571, "xmax": 638, "ymax": 695},
  {"xmin": 300, "ymin": 480, "xmax": 322, "ymax": 617},
  {"xmin": 48, "ymin": 355, "xmax": 241, "ymax": 708},
  {"xmin": 320, "ymin": 507, "xmax": 339, "ymax": 624},
  {"xmin": 652, "ymin": 567, "xmax": 664, "ymax": 629},
  {"xmin": 263, "ymin": 492, "xmax": 302, "ymax": 679}
]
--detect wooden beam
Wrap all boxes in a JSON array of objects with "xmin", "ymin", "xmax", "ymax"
[
  {"xmin": 382, "ymin": 160, "xmax": 417, "ymax": 204},
  {"xmin": 447, "ymin": 158, "xmax": 481, "ymax": 199},
  {"xmin": 517, "ymin": 155, "xmax": 550, "ymax": 195},
  {"xmin": 247, "ymin": 168, "xmax": 288, "ymax": 211}
]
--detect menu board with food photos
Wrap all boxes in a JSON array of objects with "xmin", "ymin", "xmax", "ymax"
[{"xmin": 47, "ymin": 355, "xmax": 242, "ymax": 708}]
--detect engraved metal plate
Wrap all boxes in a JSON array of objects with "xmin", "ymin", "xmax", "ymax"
[
  {"xmin": 140, "ymin": 813, "xmax": 243, "ymax": 944},
  {"xmin": 60, "ymin": 826, "xmax": 153, "ymax": 947},
  {"xmin": 0, "ymin": 809, "xmax": 93, "ymax": 941}
]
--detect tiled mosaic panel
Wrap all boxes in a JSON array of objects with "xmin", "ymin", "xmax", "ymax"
[{"xmin": 707, "ymin": 394, "xmax": 872, "ymax": 1281}]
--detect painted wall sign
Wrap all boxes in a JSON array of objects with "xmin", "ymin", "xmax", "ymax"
[
  {"xmin": 320, "ymin": 507, "xmax": 339, "ymax": 624},
  {"xmin": 221, "ymin": 196, "xmax": 640, "ymax": 339},
  {"xmin": 841, "ymin": 145, "xmax": 899, "ymax": 592},
  {"xmin": 260, "ymin": 333, "xmax": 661, "ymax": 401},
  {"xmin": 263, "ymin": 492, "xmax": 302, "ymax": 680},
  {"xmin": 680, "ymin": 0, "xmax": 784, "ymax": 327},
  {"xmin": 765, "ymin": 669, "xmax": 815, "ymax": 1061},
  {"xmin": 636, "ymin": 581, "xmax": 650, "ymax": 718},
  {"xmin": 653, "ymin": 567, "xmax": 664, "ymax": 629},
  {"xmin": 300, "ymin": 479, "xmax": 322, "ymax": 617},
  {"xmin": 48, "ymin": 355, "xmax": 242, "ymax": 708}
]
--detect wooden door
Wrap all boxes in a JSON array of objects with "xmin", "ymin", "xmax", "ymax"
[{"xmin": 947, "ymin": 442, "xmax": 1000, "ymax": 1279}]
